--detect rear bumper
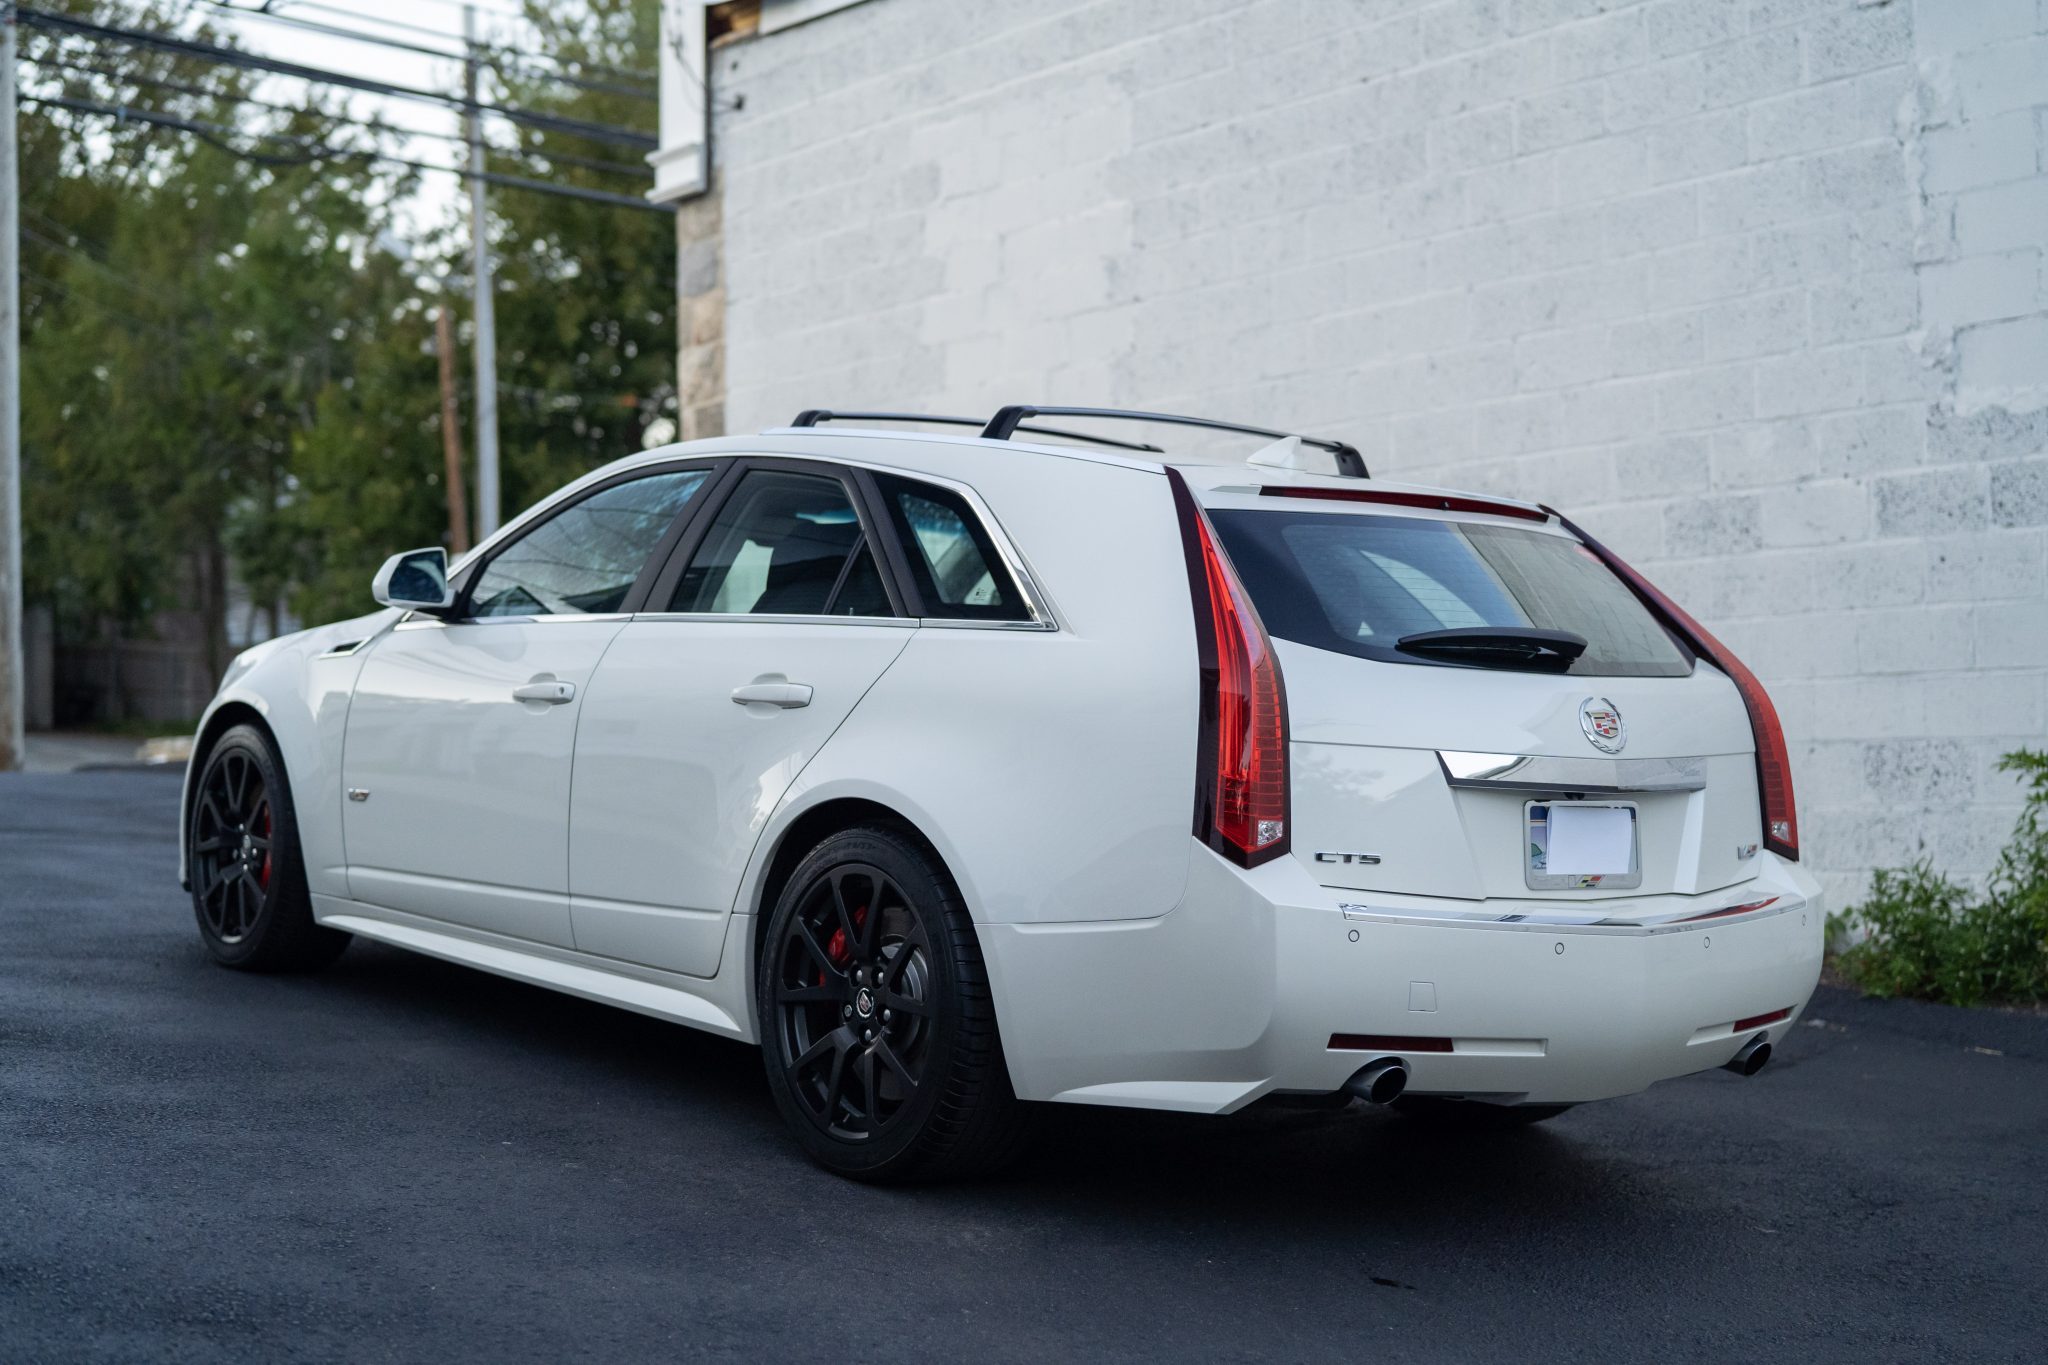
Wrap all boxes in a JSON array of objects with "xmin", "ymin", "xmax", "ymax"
[{"xmin": 980, "ymin": 845, "xmax": 1824, "ymax": 1113}]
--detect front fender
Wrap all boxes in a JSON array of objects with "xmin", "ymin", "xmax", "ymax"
[{"xmin": 176, "ymin": 612, "xmax": 396, "ymax": 894}]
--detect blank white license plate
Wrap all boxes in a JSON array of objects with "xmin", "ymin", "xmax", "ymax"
[{"xmin": 1526, "ymin": 801, "xmax": 1640, "ymax": 890}]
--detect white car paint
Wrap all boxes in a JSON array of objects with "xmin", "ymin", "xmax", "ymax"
[{"xmin": 180, "ymin": 425, "xmax": 1824, "ymax": 1115}]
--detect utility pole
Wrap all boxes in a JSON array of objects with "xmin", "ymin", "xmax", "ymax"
[
  {"xmin": 1, "ymin": 7, "xmax": 24, "ymax": 771},
  {"xmin": 435, "ymin": 305, "xmax": 471, "ymax": 556},
  {"xmin": 464, "ymin": 3, "xmax": 500, "ymax": 542}
]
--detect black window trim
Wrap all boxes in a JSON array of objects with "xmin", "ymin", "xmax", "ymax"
[
  {"xmin": 637, "ymin": 456, "xmax": 915, "ymax": 623},
  {"xmin": 444, "ymin": 456, "xmax": 731, "ymax": 623}
]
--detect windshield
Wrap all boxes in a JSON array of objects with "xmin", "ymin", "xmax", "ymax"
[{"xmin": 1208, "ymin": 508, "xmax": 1692, "ymax": 678}]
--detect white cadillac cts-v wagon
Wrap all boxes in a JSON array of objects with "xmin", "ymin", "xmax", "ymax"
[{"xmin": 180, "ymin": 406, "xmax": 1823, "ymax": 1180}]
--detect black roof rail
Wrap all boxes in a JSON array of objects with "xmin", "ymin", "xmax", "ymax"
[
  {"xmin": 980, "ymin": 405, "xmax": 1368, "ymax": 477},
  {"xmin": 789, "ymin": 409, "xmax": 1162, "ymax": 454}
]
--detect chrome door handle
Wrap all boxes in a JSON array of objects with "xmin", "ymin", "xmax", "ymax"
[
  {"xmin": 512, "ymin": 681, "xmax": 576, "ymax": 705},
  {"xmin": 731, "ymin": 682, "xmax": 813, "ymax": 709}
]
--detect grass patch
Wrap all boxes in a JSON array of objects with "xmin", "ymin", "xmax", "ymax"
[{"xmin": 1829, "ymin": 750, "xmax": 2048, "ymax": 1007}]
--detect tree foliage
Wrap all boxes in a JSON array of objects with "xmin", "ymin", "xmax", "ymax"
[{"xmin": 21, "ymin": 0, "xmax": 674, "ymax": 659}]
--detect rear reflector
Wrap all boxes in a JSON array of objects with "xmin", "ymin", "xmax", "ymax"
[
  {"xmin": 1170, "ymin": 469, "xmax": 1290, "ymax": 867},
  {"xmin": 1733, "ymin": 1008, "xmax": 1791, "ymax": 1032},
  {"xmin": 1261, "ymin": 485, "xmax": 1550, "ymax": 522},
  {"xmin": 1678, "ymin": 897, "xmax": 1780, "ymax": 923},
  {"xmin": 1550, "ymin": 511, "xmax": 1799, "ymax": 862},
  {"xmin": 1329, "ymin": 1034, "xmax": 1454, "ymax": 1053}
]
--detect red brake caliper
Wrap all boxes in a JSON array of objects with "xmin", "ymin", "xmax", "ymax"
[
  {"xmin": 817, "ymin": 906, "xmax": 868, "ymax": 985},
  {"xmin": 258, "ymin": 806, "xmax": 273, "ymax": 890}
]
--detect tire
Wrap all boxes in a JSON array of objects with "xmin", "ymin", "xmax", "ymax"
[
  {"xmin": 1391, "ymin": 1096, "xmax": 1575, "ymax": 1128},
  {"xmin": 187, "ymin": 723, "xmax": 351, "ymax": 973},
  {"xmin": 756, "ymin": 824, "xmax": 1027, "ymax": 1182}
]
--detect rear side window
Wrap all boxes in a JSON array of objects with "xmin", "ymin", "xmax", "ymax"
[
  {"xmin": 671, "ymin": 470, "xmax": 892, "ymax": 617},
  {"xmin": 1209, "ymin": 509, "xmax": 1691, "ymax": 678},
  {"xmin": 872, "ymin": 474, "xmax": 1029, "ymax": 622}
]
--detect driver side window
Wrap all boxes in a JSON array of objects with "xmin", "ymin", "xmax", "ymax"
[{"xmin": 469, "ymin": 468, "xmax": 710, "ymax": 618}]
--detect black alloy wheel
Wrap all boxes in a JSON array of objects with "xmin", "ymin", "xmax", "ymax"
[
  {"xmin": 187, "ymin": 723, "xmax": 350, "ymax": 972},
  {"xmin": 757, "ymin": 825, "xmax": 1025, "ymax": 1181},
  {"xmin": 770, "ymin": 862, "xmax": 933, "ymax": 1141},
  {"xmin": 192, "ymin": 744, "xmax": 275, "ymax": 945}
]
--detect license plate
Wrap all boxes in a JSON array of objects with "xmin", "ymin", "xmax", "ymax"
[{"xmin": 1526, "ymin": 801, "xmax": 1641, "ymax": 890}]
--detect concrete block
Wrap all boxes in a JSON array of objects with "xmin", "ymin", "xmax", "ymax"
[
  {"xmin": 1605, "ymin": 55, "xmax": 1708, "ymax": 131},
  {"xmin": 1665, "ymin": 491, "xmax": 1764, "ymax": 554},
  {"xmin": 1702, "ymin": 31, "xmax": 1806, "ymax": 108},
  {"xmin": 1953, "ymin": 35, "xmax": 2048, "ymax": 119},
  {"xmin": 1608, "ymin": 311, "xmax": 1704, "ymax": 375},
  {"xmin": 1924, "ymin": 529, "xmax": 2047, "ymax": 602},
  {"xmin": 1815, "ymin": 405, "xmax": 1929, "ymax": 474},
  {"xmin": 1991, "ymin": 457, "xmax": 2048, "ymax": 526},
  {"xmin": 1976, "ymin": 599, "xmax": 2048, "ymax": 666},
  {"xmin": 1862, "ymin": 738, "xmax": 1979, "ymax": 804},
  {"xmin": 1517, "ymin": 83, "xmax": 1608, "ymax": 152},
  {"xmin": 1649, "ymin": 109, "xmax": 1750, "ymax": 183},
  {"xmin": 1703, "ymin": 287, "xmax": 1810, "ymax": 361},
  {"xmin": 1757, "ymin": 344, "xmax": 1868, "ymax": 417},
  {"xmin": 1919, "ymin": 250, "xmax": 2043, "ymax": 333},
  {"xmin": 1911, "ymin": 0, "xmax": 2037, "ymax": 56},
  {"xmin": 1920, "ymin": 109, "xmax": 2039, "ymax": 194},
  {"xmin": 1554, "ymin": 8, "xmax": 1648, "ymax": 82},
  {"xmin": 1658, "ymin": 361, "xmax": 1757, "ymax": 428},
  {"xmin": 1874, "ymin": 465, "xmax": 1994, "ymax": 536},
  {"xmin": 1808, "ymin": 271, "xmax": 1920, "ymax": 344},
  {"xmin": 1956, "ymin": 316, "xmax": 2048, "ymax": 398},
  {"xmin": 1801, "ymin": 3, "xmax": 1912, "ymax": 82},
  {"xmin": 1761, "ymin": 477, "xmax": 1873, "ymax": 546},
  {"xmin": 1954, "ymin": 176, "xmax": 2048, "ymax": 256},
  {"xmin": 1645, "ymin": 0, "xmax": 1743, "ymax": 58}
]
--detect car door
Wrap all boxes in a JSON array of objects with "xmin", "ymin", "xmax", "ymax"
[
  {"xmin": 565, "ymin": 460, "xmax": 918, "ymax": 977},
  {"xmin": 341, "ymin": 462, "xmax": 718, "ymax": 946}
]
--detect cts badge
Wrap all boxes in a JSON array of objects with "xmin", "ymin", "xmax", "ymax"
[
  {"xmin": 1315, "ymin": 851, "xmax": 1382, "ymax": 866},
  {"xmin": 1579, "ymin": 697, "xmax": 1625, "ymax": 754}
]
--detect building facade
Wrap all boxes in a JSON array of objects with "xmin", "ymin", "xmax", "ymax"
[{"xmin": 655, "ymin": 0, "xmax": 2048, "ymax": 912}]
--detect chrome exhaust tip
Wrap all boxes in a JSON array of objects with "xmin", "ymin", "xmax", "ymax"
[
  {"xmin": 1723, "ymin": 1034, "xmax": 1772, "ymax": 1077},
  {"xmin": 1343, "ymin": 1057, "xmax": 1410, "ymax": 1105}
]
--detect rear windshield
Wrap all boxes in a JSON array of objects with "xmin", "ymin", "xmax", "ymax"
[{"xmin": 1208, "ymin": 508, "xmax": 1692, "ymax": 678}]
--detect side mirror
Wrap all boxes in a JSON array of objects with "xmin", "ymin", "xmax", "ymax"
[{"xmin": 372, "ymin": 547, "xmax": 455, "ymax": 612}]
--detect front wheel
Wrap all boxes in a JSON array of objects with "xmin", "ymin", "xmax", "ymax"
[
  {"xmin": 188, "ymin": 724, "xmax": 350, "ymax": 972},
  {"xmin": 756, "ymin": 825, "xmax": 1026, "ymax": 1182}
]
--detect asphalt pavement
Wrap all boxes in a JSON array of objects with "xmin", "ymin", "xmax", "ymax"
[{"xmin": 3, "ymin": 770, "xmax": 2044, "ymax": 1363}]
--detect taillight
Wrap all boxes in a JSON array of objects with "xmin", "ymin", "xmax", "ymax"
[
  {"xmin": 1169, "ymin": 470, "xmax": 1289, "ymax": 867},
  {"xmin": 1550, "ymin": 511, "xmax": 1799, "ymax": 861}
]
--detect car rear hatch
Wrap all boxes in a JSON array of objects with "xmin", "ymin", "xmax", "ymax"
[{"xmin": 1200, "ymin": 484, "xmax": 1768, "ymax": 909}]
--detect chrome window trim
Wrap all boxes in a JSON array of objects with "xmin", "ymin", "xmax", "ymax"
[
  {"xmin": 629, "ymin": 612, "xmax": 915, "ymax": 629},
  {"xmin": 393, "ymin": 612, "xmax": 632, "ymax": 631},
  {"xmin": 1438, "ymin": 750, "xmax": 1709, "ymax": 794},
  {"xmin": 808, "ymin": 453, "xmax": 1062, "ymax": 631}
]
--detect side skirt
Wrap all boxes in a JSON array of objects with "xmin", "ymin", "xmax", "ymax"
[{"xmin": 312, "ymin": 893, "xmax": 759, "ymax": 1043}]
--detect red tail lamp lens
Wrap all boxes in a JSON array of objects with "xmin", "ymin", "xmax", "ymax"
[
  {"xmin": 1169, "ymin": 470, "xmax": 1290, "ymax": 867},
  {"xmin": 1550, "ymin": 512, "xmax": 1798, "ymax": 862}
]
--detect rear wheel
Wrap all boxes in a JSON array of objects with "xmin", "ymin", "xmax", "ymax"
[
  {"xmin": 188, "ymin": 724, "xmax": 350, "ymax": 972},
  {"xmin": 756, "ymin": 825, "xmax": 1026, "ymax": 1182},
  {"xmin": 1392, "ymin": 1096, "xmax": 1575, "ymax": 1128}
]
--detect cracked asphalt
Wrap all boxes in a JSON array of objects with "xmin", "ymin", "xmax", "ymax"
[{"xmin": 3, "ymin": 770, "xmax": 2045, "ymax": 1362}]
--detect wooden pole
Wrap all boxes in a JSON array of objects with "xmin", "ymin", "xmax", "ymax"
[{"xmin": 435, "ymin": 305, "xmax": 471, "ymax": 556}]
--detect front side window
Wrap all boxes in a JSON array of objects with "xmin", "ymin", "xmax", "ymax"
[
  {"xmin": 1210, "ymin": 509, "xmax": 1692, "ymax": 678},
  {"xmin": 671, "ymin": 470, "xmax": 891, "ymax": 617},
  {"xmin": 872, "ymin": 474, "xmax": 1029, "ymax": 622},
  {"xmin": 469, "ymin": 468, "xmax": 709, "ymax": 618}
]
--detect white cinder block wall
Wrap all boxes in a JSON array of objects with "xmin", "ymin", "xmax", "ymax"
[{"xmin": 708, "ymin": 0, "xmax": 2048, "ymax": 910}]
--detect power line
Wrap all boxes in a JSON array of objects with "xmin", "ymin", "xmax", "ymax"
[
  {"xmin": 23, "ymin": 92, "xmax": 676, "ymax": 214},
  {"xmin": 16, "ymin": 7, "xmax": 658, "ymax": 151},
  {"xmin": 263, "ymin": 0, "xmax": 658, "ymax": 89},
  {"xmin": 23, "ymin": 50, "xmax": 654, "ymax": 179},
  {"xmin": 202, "ymin": 0, "xmax": 658, "ymax": 101}
]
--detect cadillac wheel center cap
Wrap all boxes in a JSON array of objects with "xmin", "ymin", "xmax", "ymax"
[
  {"xmin": 854, "ymin": 987, "xmax": 876, "ymax": 1019},
  {"xmin": 1580, "ymin": 697, "xmax": 1626, "ymax": 754}
]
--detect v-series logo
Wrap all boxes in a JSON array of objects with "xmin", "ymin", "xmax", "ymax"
[{"xmin": 1314, "ymin": 851, "xmax": 1381, "ymax": 866}]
